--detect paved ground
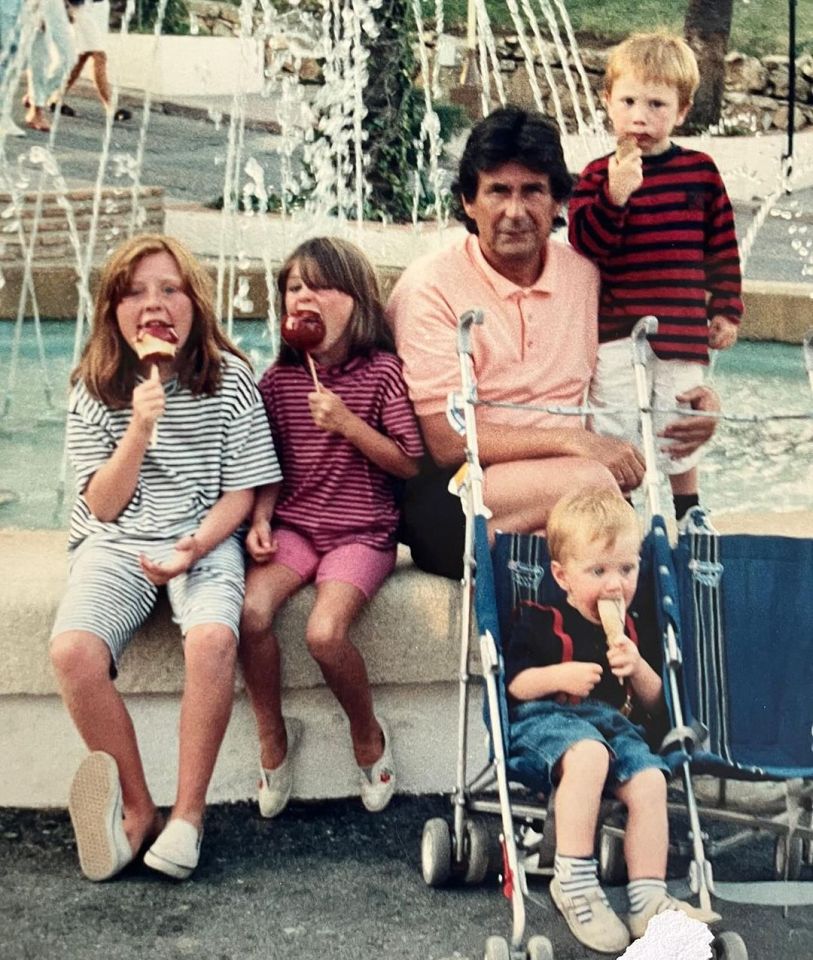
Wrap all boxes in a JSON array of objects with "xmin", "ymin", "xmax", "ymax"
[
  {"xmin": 3, "ymin": 83, "xmax": 813, "ymax": 286},
  {"xmin": 1, "ymin": 792, "xmax": 811, "ymax": 960}
]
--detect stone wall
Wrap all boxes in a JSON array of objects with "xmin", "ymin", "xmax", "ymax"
[
  {"xmin": 0, "ymin": 186, "xmax": 165, "ymax": 269},
  {"xmin": 187, "ymin": 1, "xmax": 813, "ymax": 135}
]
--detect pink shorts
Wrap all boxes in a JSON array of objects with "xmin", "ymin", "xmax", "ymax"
[{"xmin": 272, "ymin": 527, "xmax": 396, "ymax": 600}]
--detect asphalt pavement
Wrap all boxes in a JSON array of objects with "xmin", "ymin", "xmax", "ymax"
[{"xmin": 2, "ymin": 792, "xmax": 812, "ymax": 960}]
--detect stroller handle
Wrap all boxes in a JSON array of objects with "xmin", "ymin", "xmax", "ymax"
[{"xmin": 457, "ymin": 309, "xmax": 484, "ymax": 357}]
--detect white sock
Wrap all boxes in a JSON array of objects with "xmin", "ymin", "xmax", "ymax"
[{"xmin": 627, "ymin": 877, "xmax": 667, "ymax": 914}]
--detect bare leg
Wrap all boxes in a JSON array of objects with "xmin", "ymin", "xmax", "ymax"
[
  {"xmin": 615, "ymin": 768, "xmax": 669, "ymax": 879},
  {"xmin": 239, "ymin": 561, "xmax": 304, "ymax": 770},
  {"xmin": 50, "ymin": 631, "xmax": 160, "ymax": 852},
  {"xmin": 63, "ymin": 51, "xmax": 91, "ymax": 97},
  {"xmin": 170, "ymin": 624, "xmax": 237, "ymax": 829},
  {"xmin": 90, "ymin": 51, "xmax": 111, "ymax": 108},
  {"xmin": 553, "ymin": 739, "xmax": 610, "ymax": 856},
  {"xmin": 306, "ymin": 581, "xmax": 382, "ymax": 767},
  {"xmin": 485, "ymin": 457, "xmax": 617, "ymax": 538}
]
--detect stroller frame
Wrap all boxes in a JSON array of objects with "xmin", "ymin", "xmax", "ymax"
[{"xmin": 420, "ymin": 313, "xmax": 813, "ymax": 959}]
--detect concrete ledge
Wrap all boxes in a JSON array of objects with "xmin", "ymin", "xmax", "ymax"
[
  {"xmin": 0, "ymin": 530, "xmax": 483, "ymax": 808},
  {"xmin": 3, "ymin": 513, "xmax": 812, "ymax": 808},
  {"xmin": 0, "ymin": 531, "xmax": 461, "ymax": 698}
]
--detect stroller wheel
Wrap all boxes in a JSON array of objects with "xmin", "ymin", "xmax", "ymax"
[
  {"xmin": 772, "ymin": 834, "xmax": 804, "ymax": 881},
  {"xmin": 483, "ymin": 935, "xmax": 510, "ymax": 960},
  {"xmin": 421, "ymin": 817, "xmax": 452, "ymax": 887},
  {"xmin": 713, "ymin": 931, "xmax": 748, "ymax": 960},
  {"xmin": 598, "ymin": 827, "xmax": 627, "ymax": 885},
  {"xmin": 526, "ymin": 934, "xmax": 554, "ymax": 960},
  {"xmin": 463, "ymin": 819, "xmax": 490, "ymax": 885}
]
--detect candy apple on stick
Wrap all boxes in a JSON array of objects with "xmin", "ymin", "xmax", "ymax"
[{"xmin": 281, "ymin": 311, "xmax": 326, "ymax": 390}]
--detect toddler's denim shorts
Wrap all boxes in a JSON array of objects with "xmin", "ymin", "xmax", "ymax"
[{"xmin": 508, "ymin": 697, "xmax": 669, "ymax": 796}]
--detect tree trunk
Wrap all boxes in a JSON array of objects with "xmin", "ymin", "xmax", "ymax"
[{"xmin": 684, "ymin": 0, "xmax": 734, "ymax": 130}]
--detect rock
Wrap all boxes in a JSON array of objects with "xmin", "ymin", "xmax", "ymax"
[{"xmin": 725, "ymin": 51, "xmax": 767, "ymax": 94}]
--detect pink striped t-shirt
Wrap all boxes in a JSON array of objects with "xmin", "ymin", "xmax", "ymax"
[{"xmin": 258, "ymin": 350, "xmax": 424, "ymax": 552}]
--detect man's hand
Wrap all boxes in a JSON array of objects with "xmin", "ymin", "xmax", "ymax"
[
  {"xmin": 577, "ymin": 432, "xmax": 646, "ymax": 492},
  {"xmin": 139, "ymin": 535, "xmax": 199, "ymax": 586},
  {"xmin": 709, "ymin": 315, "xmax": 738, "ymax": 350},
  {"xmin": 554, "ymin": 661, "xmax": 603, "ymax": 699},
  {"xmin": 660, "ymin": 385, "xmax": 720, "ymax": 460},
  {"xmin": 246, "ymin": 519, "xmax": 278, "ymax": 564}
]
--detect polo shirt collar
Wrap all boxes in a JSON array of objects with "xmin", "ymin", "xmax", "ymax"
[{"xmin": 467, "ymin": 233, "xmax": 554, "ymax": 300}]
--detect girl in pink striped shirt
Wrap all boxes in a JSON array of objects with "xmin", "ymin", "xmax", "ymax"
[{"xmin": 240, "ymin": 237, "xmax": 423, "ymax": 817}]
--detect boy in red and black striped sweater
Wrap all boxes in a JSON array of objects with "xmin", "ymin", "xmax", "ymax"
[{"xmin": 568, "ymin": 31, "xmax": 743, "ymax": 521}]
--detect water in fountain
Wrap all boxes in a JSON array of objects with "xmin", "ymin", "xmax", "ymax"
[{"xmin": 0, "ymin": 0, "xmax": 811, "ymax": 521}]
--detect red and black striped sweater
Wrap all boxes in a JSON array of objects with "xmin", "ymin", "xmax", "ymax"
[{"xmin": 568, "ymin": 144, "xmax": 743, "ymax": 363}]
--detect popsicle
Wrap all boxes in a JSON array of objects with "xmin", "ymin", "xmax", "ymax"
[
  {"xmin": 135, "ymin": 324, "xmax": 179, "ymax": 447},
  {"xmin": 597, "ymin": 597, "xmax": 626, "ymax": 688},
  {"xmin": 281, "ymin": 311, "xmax": 326, "ymax": 390}
]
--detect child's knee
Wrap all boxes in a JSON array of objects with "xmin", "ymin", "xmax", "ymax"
[
  {"xmin": 185, "ymin": 625, "xmax": 236, "ymax": 671},
  {"xmin": 305, "ymin": 613, "xmax": 346, "ymax": 661},
  {"xmin": 623, "ymin": 767, "xmax": 667, "ymax": 808},
  {"xmin": 240, "ymin": 594, "xmax": 274, "ymax": 639},
  {"xmin": 50, "ymin": 631, "xmax": 110, "ymax": 684},
  {"xmin": 560, "ymin": 738, "xmax": 610, "ymax": 780}
]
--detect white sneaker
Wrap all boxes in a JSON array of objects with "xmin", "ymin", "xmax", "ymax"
[
  {"xmin": 359, "ymin": 718, "xmax": 396, "ymax": 813},
  {"xmin": 627, "ymin": 895, "xmax": 721, "ymax": 940},
  {"xmin": 68, "ymin": 751, "xmax": 134, "ymax": 882},
  {"xmin": 144, "ymin": 819, "xmax": 202, "ymax": 880},
  {"xmin": 550, "ymin": 876, "xmax": 630, "ymax": 954},
  {"xmin": 257, "ymin": 718, "xmax": 302, "ymax": 819}
]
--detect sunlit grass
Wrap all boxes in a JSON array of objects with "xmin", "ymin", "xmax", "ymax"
[{"xmin": 427, "ymin": 0, "xmax": 812, "ymax": 57}]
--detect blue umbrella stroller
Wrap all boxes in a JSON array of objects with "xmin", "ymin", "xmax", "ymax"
[{"xmin": 418, "ymin": 313, "xmax": 812, "ymax": 959}]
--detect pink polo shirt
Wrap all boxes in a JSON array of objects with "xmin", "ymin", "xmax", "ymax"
[{"xmin": 387, "ymin": 233, "xmax": 599, "ymax": 430}]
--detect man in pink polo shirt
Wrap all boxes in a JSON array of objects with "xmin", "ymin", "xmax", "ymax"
[{"xmin": 387, "ymin": 107, "xmax": 718, "ymax": 578}]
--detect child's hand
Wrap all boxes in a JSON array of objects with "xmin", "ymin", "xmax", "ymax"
[
  {"xmin": 139, "ymin": 534, "xmax": 199, "ymax": 585},
  {"xmin": 608, "ymin": 141, "xmax": 643, "ymax": 206},
  {"xmin": 708, "ymin": 315, "xmax": 738, "ymax": 350},
  {"xmin": 246, "ymin": 519, "xmax": 278, "ymax": 564},
  {"xmin": 606, "ymin": 636, "xmax": 641, "ymax": 679},
  {"xmin": 132, "ymin": 366, "xmax": 165, "ymax": 437},
  {"xmin": 556, "ymin": 661, "xmax": 603, "ymax": 698},
  {"xmin": 308, "ymin": 388, "xmax": 354, "ymax": 436}
]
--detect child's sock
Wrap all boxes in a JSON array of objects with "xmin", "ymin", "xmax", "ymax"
[
  {"xmin": 673, "ymin": 493, "xmax": 699, "ymax": 522},
  {"xmin": 626, "ymin": 877, "xmax": 668, "ymax": 915},
  {"xmin": 554, "ymin": 854, "xmax": 604, "ymax": 919}
]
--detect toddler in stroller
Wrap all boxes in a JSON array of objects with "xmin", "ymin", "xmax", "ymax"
[{"xmin": 505, "ymin": 487, "xmax": 720, "ymax": 954}]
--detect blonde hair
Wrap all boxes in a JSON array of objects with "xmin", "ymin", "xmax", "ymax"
[
  {"xmin": 604, "ymin": 31, "xmax": 700, "ymax": 111},
  {"xmin": 72, "ymin": 234, "xmax": 250, "ymax": 408},
  {"xmin": 276, "ymin": 236, "xmax": 393, "ymax": 364},
  {"xmin": 547, "ymin": 488, "xmax": 641, "ymax": 565}
]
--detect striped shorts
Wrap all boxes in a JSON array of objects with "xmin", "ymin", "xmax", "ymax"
[{"xmin": 51, "ymin": 533, "xmax": 246, "ymax": 671}]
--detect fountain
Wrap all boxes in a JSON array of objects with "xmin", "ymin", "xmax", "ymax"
[{"xmin": 0, "ymin": 0, "xmax": 812, "ymax": 522}]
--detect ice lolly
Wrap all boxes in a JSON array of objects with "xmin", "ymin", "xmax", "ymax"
[
  {"xmin": 135, "ymin": 325, "xmax": 178, "ymax": 447},
  {"xmin": 281, "ymin": 311, "xmax": 325, "ymax": 389},
  {"xmin": 135, "ymin": 325, "xmax": 179, "ymax": 363},
  {"xmin": 597, "ymin": 597, "xmax": 626, "ymax": 688}
]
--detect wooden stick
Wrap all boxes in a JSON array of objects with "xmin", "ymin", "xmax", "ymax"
[
  {"xmin": 149, "ymin": 363, "xmax": 160, "ymax": 448},
  {"xmin": 306, "ymin": 353, "xmax": 321, "ymax": 392},
  {"xmin": 597, "ymin": 597, "xmax": 625, "ymax": 686}
]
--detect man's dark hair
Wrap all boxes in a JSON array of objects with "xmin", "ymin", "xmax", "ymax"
[{"xmin": 452, "ymin": 106, "xmax": 573, "ymax": 233}]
